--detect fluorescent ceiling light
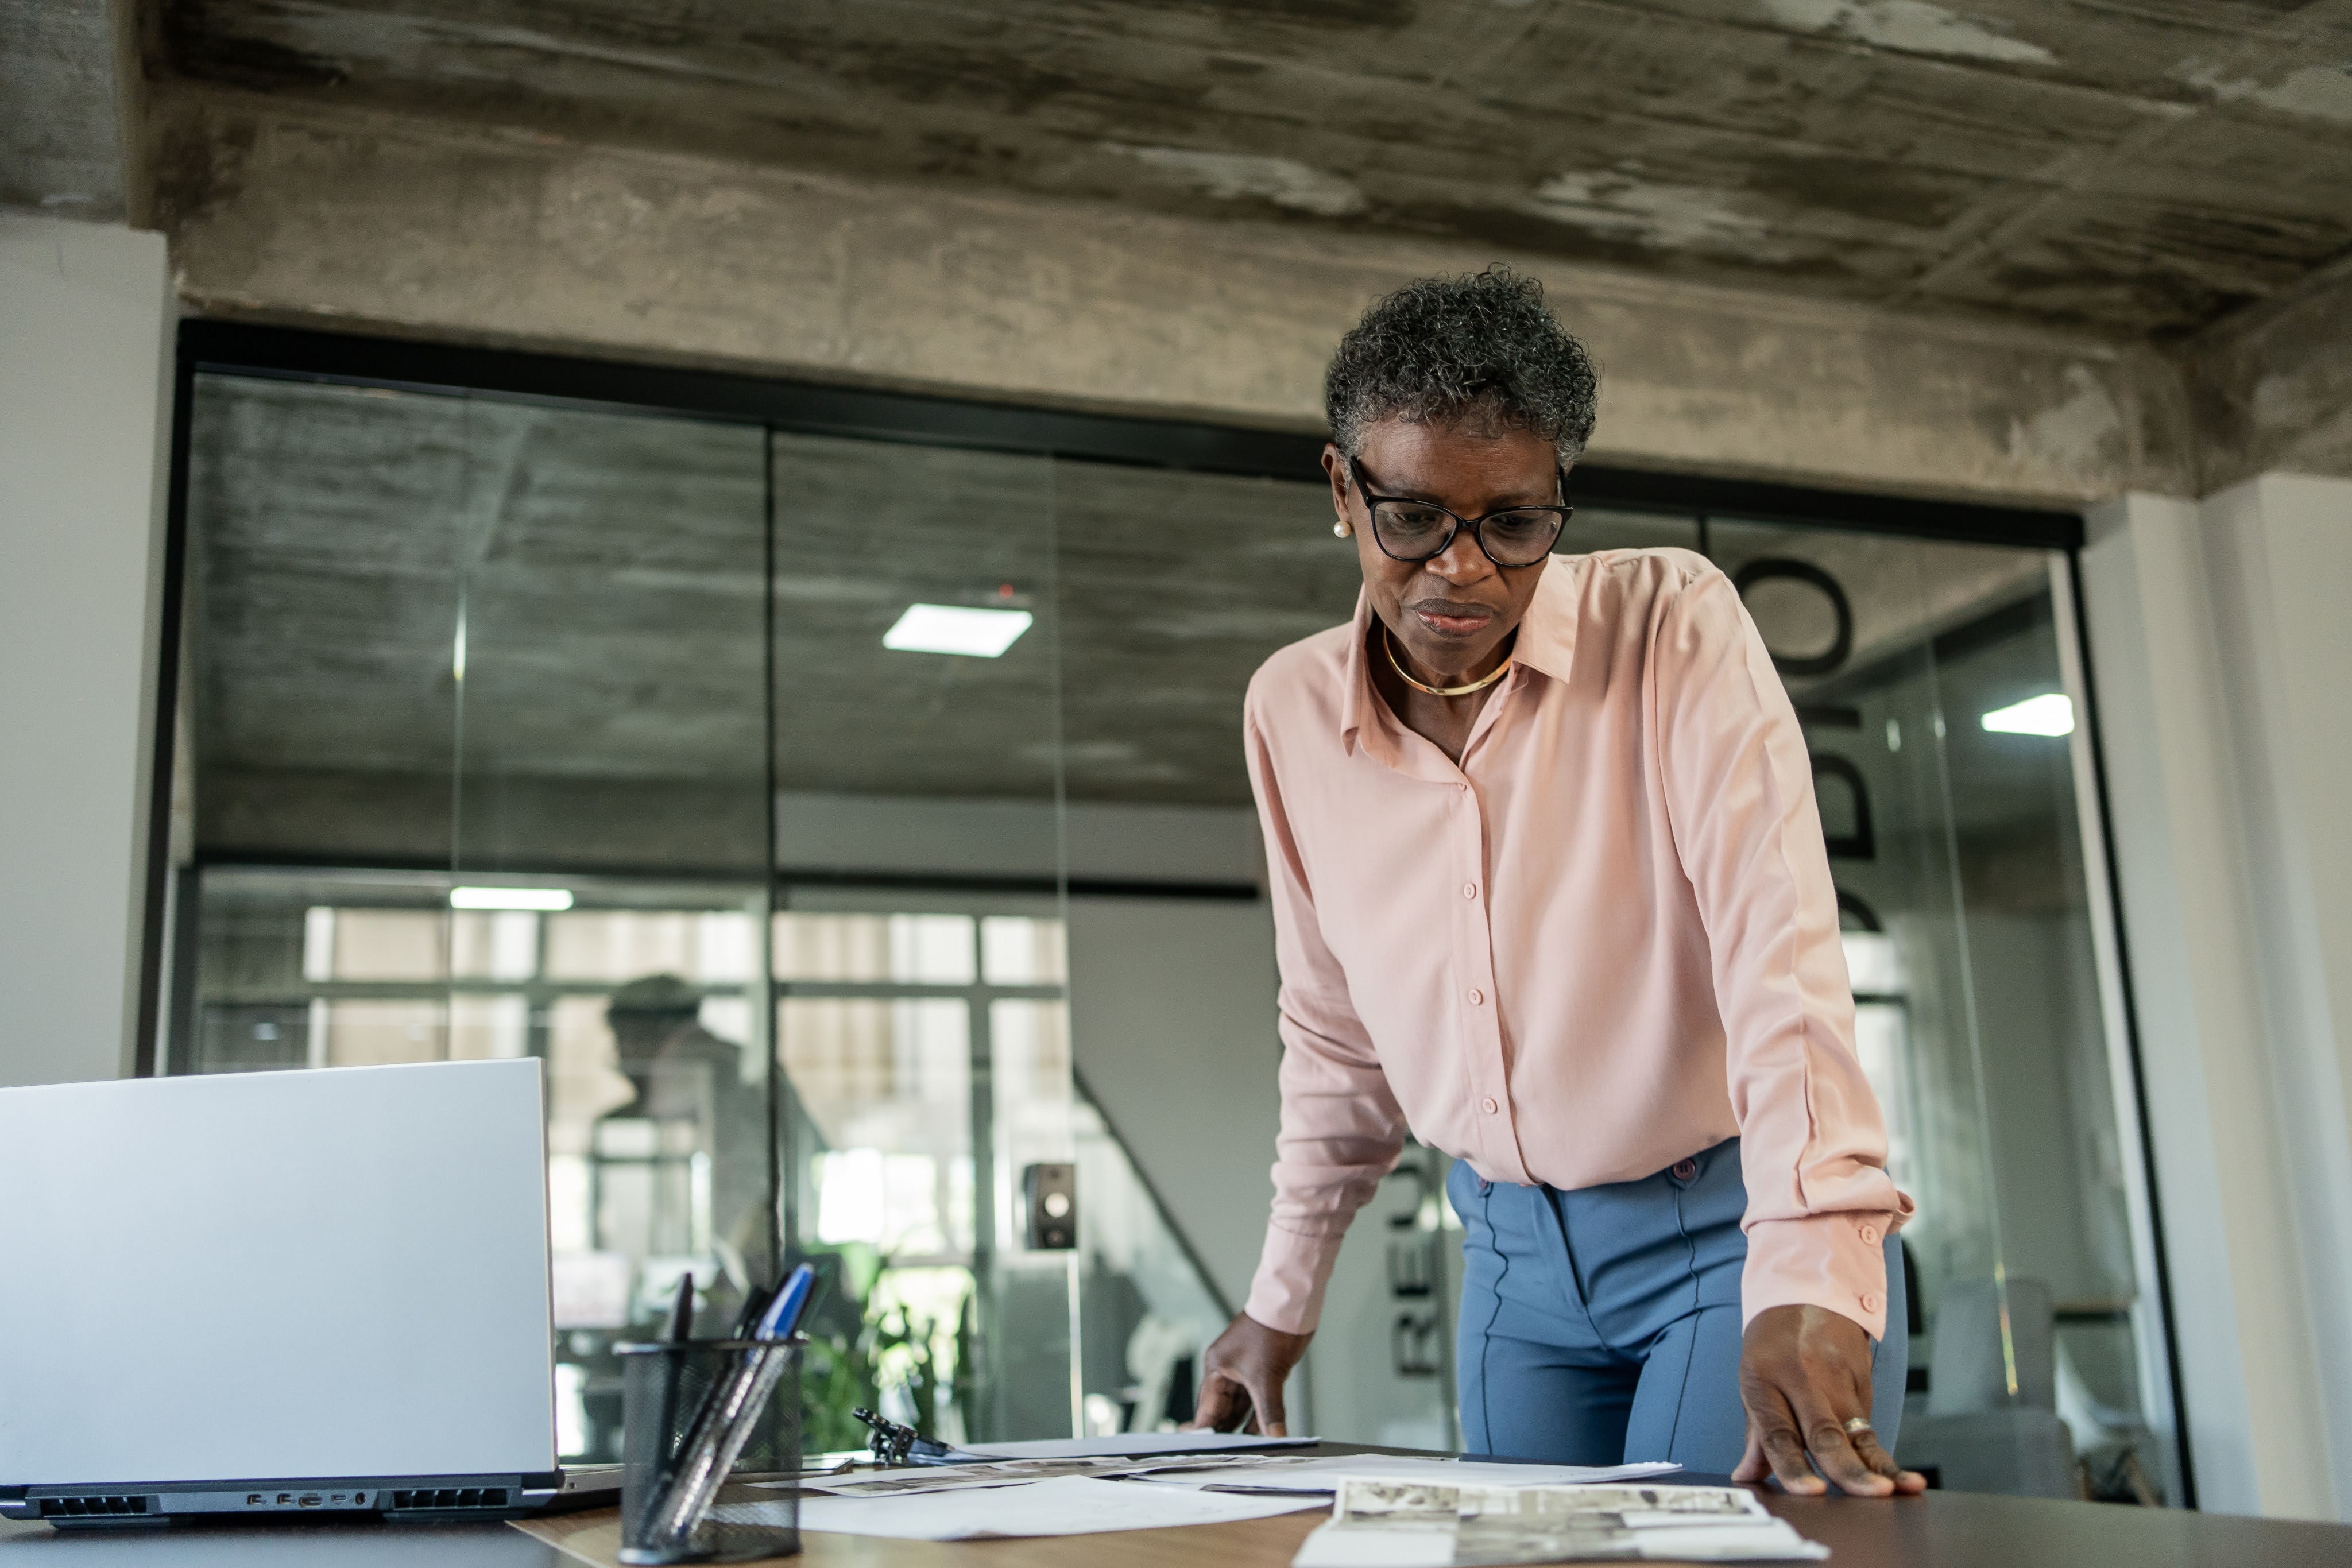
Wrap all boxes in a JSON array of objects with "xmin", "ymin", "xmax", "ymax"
[
  {"xmin": 1980, "ymin": 693, "xmax": 2074, "ymax": 737},
  {"xmin": 450, "ymin": 886, "xmax": 574, "ymax": 911},
  {"xmin": 883, "ymin": 603, "xmax": 1034, "ymax": 658}
]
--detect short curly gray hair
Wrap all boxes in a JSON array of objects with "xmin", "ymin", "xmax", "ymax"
[{"xmin": 1324, "ymin": 265, "xmax": 1600, "ymax": 466}]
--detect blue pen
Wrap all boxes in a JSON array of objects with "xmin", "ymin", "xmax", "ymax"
[{"xmin": 755, "ymin": 1263, "xmax": 817, "ymax": 1341}]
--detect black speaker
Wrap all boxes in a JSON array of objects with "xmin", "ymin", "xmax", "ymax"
[{"xmin": 1023, "ymin": 1162, "xmax": 1077, "ymax": 1250}]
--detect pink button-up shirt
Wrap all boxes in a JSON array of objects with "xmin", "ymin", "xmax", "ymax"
[{"xmin": 1241, "ymin": 548, "xmax": 1913, "ymax": 1341}]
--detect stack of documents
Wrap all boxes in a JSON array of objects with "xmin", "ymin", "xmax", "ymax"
[
  {"xmin": 745, "ymin": 1438, "xmax": 1738, "ymax": 1550},
  {"xmin": 1292, "ymin": 1480, "xmax": 1827, "ymax": 1566}
]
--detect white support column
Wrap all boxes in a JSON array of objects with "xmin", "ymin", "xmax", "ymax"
[
  {"xmin": 0, "ymin": 214, "xmax": 175, "ymax": 1089},
  {"xmin": 2079, "ymin": 477, "xmax": 2352, "ymax": 1521},
  {"xmin": 2198, "ymin": 475, "xmax": 2352, "ymax": 1518}
]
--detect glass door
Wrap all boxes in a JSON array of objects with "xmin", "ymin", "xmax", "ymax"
[
  {"xmin": 1709, "ymin": 518, "xmax": 2176, "ymax": 1503},
  {"xmin": 175, "ymin": 375, "xmax": 775, "ymax": 1462},
  {"xmin": 765, "ymin": 432, "xmax": 1078, "ymax": 1445}
]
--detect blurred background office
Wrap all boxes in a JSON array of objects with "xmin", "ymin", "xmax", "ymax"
[{"xmin": 5, "ymin": 0, "xmax": 2351, "ymax": 1528}]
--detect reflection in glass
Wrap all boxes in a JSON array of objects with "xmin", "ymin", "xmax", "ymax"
[
  {"xmin": 1072, "ymin": 1082, "xmax": 1228, "ymax": 1437},
  {"xmin": 786, "ymin": 995, "xmax": 973, "ymax": 1257},
  {"xmin": 769, "ymin": 903, "xmax": 1078, "ymax": 1444}
]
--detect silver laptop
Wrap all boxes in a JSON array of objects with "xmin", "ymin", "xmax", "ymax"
[{"xmin": 0, "ymin": 1059, "xmax": 618, "ymax": 1527}]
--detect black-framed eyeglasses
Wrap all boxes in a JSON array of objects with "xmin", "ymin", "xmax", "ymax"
[{"xmin": 1346, "ymin": 455, "xmax": 1572, "ymax": 567}]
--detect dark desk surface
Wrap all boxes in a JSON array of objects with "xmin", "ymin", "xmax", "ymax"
[
  {"xmin": 7, "ymin": 1459, "xmax": 2349, "ymax": 1567},
  {"xmin": 0, "ymin": 1514, "xmax": 558, "ymax": 1566}
]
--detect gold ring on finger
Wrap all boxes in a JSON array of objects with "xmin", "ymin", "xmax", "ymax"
[{"xmin": 1843, "ymin": 1417, "xmax": 1875, "ymax": 1437}]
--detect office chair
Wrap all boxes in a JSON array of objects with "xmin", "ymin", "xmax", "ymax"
[{"xmin": 1897, "ymin": 1275, "xmax": 2078, "ymax": 1498}]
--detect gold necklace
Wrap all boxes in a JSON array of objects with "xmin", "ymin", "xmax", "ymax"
[{"xmin": 1384, "ymin": 626, "xmax": 1512, "ymax": 698}]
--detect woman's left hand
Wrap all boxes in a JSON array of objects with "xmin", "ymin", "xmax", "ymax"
[{"xmin": 1732, "ymin": 1305, "xmax": 1928, "ymax": 1496}]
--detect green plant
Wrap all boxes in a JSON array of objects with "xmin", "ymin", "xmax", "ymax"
[
  {"xmin": 798, "ymin": 1327, "xmax": 880, "ymax": 1457},
  {"xmin": 868, "ymin": 1301, "xmax": 943, "ymax": 1437},
  {"xmin": 794, "ymin": 1247, "xmax": 975, "ymax": 1454},
  {"xmin": 795, "ymin": 1243, "xmax": 883, "ymax": 1456}
]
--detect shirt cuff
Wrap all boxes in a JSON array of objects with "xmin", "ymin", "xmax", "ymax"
[
  {"xmin": 1741, "ymin": 1206, "xmax": 1909, "ymax": 1341},
  {"xmin": 1241, "ymin": 1220, "xmax": 1348, "ymax": 1335}
]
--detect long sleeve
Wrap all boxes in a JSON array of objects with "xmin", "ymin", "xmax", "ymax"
[
  {"xmin": 1652, "ymin": 567, "xmax": 1913, "ymax": 1339},
  {"xmin": 1240, "ymin": 693, "xmax": 1407, "ymax": 1335}
]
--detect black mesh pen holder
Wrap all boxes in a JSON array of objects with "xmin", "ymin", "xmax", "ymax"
[{"xmin": 617, "ymin": 1340, "xmax": 801, "ymax": 1564}]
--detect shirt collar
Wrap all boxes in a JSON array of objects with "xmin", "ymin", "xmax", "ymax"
[
  {"xmin": 1512, "ymin": 557, "xmax": 1579, "ymax": 684},
  {"xmin": 1337, "ymin": 557, "xmax": 1579, "ymax": 762}
]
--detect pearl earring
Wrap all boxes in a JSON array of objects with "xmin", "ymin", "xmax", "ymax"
[{"xmin": 1333, "ymin": 519, "xmax": 1353, "ymax": 539}]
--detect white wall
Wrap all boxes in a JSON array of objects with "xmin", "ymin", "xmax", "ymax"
[
  {"xmin": 1065, "ymin": 896, "xmax": 1282, "ymax": 1313},
  {"xmin": 0, "ymin": 214, "xmax": 174, "ymax": 1089},
  {"xmin": 2080, "ymin": 475, "xmax": 2352, "ymax": 1521},
  {"xmin": 1064, "ymin": 895, "xmax": 1316, "ymax": 1428}
]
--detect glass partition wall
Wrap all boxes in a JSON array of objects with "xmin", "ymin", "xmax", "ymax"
[
  {"xmin": 1702, "ymin": 522, "xmax": 2177, "ymax": 1503},
  {"xmin": 162, "ymin": 340, "xmax": 2178, "ymax": 1499}
]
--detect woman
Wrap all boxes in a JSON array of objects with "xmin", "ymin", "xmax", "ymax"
[{"xmin": 1189, "ymin": 268, "xmax": 1921, "ymax": 1497}]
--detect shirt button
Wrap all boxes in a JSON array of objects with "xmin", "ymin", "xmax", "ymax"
[
  {"xmin": 1859, "ymin": 1225, "xmax": 1880, "ymax": 1245},
  {"xmin": 1468, "ymin": 988, "xmax": 1484, "ymax": 1005},
  {"xmin": 1860, "ymin": 1292, "xmax": 1881, "ymax": 1314},
  {"xmin": 1481, "ymin": 1097, "xmax": 1499, "ymax": 1115},
  {"xmin": 1462, "ymin": 882, "xmax": 1477, "ymax": 899}
]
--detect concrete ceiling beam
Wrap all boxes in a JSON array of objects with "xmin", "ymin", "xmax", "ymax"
[
  {"xmin": 2173, "ymin": 253, "xmax": 2352, "ymax": 494},
  {"xmin": 151, "ymin": 83, "xmax": 2198, "ymax": 506}
]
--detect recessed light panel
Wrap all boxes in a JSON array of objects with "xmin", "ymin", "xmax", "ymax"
[
  {"xmin": 883, "ymin": 603, "xmax": 1034, "ymax": 658},
  {"xmin": 450, "ymin": 887, "xmax": 575, "ymax": 911},
  {"xmin": 1980, "ymin": 693, "xmax": 2074, "ymax": 737}
]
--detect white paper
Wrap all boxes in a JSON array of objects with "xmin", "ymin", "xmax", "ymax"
[
  {"xmin": 1138, "ymin": 1454, "xmax": 1682, "ymax": 1493},
  {"xmin": 794, "ymin": 1474, "xmax": 1328, "ymax": 1540},
  {"xmin": 1627, "ymin": 1521, "xmax": 1828, "ymax": 1561},
  {"xmin": 953, "ymin": 1430, "xmax": 1320, "ymax": 1460}
]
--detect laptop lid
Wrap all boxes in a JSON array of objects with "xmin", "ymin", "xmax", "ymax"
[{"xmin": 0, "ymin": 1059, "xmax": 556, "ymax": 1489}]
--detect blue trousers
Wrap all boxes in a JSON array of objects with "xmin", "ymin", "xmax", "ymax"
[{"xmin": 1450, "ymin": 1140, "xmax": 1905, "ymax": 1469}]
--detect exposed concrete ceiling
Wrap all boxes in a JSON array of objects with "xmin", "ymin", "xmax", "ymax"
[
  {"xmin": 1, "ymin": 0, "xmax": 130, "ymax": 217},
  {"xmin": 146, "ymin": 0, "xmax": 2352, "ymax": 336},
  {"xmin": 185, "ymin": 375, "xmax": 1359, "ymax": 815}
]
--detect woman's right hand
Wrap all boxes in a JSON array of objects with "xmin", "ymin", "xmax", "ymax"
[{"xmin": 1186, "ymin": 1311, "xmax": 1314, "ymax": 1435}]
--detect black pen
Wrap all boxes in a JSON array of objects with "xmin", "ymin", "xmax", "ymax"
[
  {"xmin": 653, "ymin": 1272, "xmax": 697, "ymax": 1486},
  {"xmin": 730, "ymin": 1282, "xmax": 775, "ymax": 1339}
]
